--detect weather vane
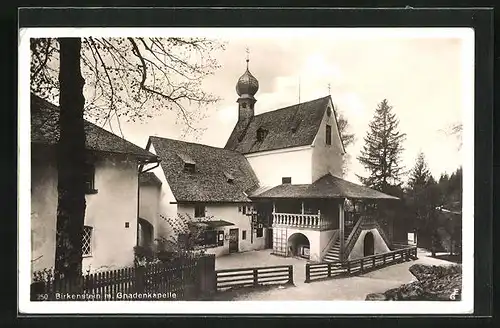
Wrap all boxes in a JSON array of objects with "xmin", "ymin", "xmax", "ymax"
[{"xmin": 327, "ymin": 83, "xmax": 331, "ymax": 95}]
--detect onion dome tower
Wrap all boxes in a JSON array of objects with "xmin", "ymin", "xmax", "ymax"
[{"xmin": 236, "ymin": 49, "xmax": 259, "ymax": 122}]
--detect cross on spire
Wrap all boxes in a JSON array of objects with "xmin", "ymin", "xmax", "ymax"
[
  {"xmin": 245, "ymin": 47, "xmax": 250, "ymax": 68},
  {"xmin": 327, "ymin": 83, "xmax": 331, "ymax": 95}
]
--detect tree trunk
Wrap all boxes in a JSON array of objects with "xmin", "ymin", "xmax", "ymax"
[{"xmin": 54, "ymin": 38, "xmax": 86, "ymax": 281}]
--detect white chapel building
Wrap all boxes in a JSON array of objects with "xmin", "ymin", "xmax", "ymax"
[{"xmin": 140, "ymin": 58, "xmax": 398, "ymax": 263}]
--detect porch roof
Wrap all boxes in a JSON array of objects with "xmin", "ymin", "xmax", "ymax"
[
  {"xmin": 194, "ymin": 220, "xmax": 235, "ymax": 229},
  {"xmin": 249, "ymin": 173, "xmax": 399, "ymax": 200}
]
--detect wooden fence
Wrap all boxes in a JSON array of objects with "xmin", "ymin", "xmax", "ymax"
[
  {"xmin": 305, "ymin": 246, "xmax": 418, "ymax": 283},
  {"xmin": 215, "ymin": 265, "xmax": 293, "ymax": 292},
  {"xmin": 31, "ymin": 255, "xmax": 216, "ymax": 301}
]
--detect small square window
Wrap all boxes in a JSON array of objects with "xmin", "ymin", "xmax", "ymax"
[
  {"xmin": 195, "ymin": 204, "xmax": 206, "ymax": 218},
  {"xmin": 125, "ymin": 222, "xmax": 129, "ymax": 228},
  {"xmin": 282, "ymin": 177, "xmax": 292, "ymax": 184},
  {"xmin": 242, "ymin": 230, "xmax": 247, "ymax": 240},
  {"xmin": 256, "ymin": 227, "xmax": 263, "ymax": 238},
  {"xmin": 242, "ymin": 206, "xmax": 246, "ymax": 215},
  {"xmin": 82, "ymin": 226, "xmax": 93, "ymax": 257},
  {"xmin": 184, "ymin": 163, "xmax": 196, "ymax": 173},
  {"xmin": 84, "ymin": 163, "xmax": 97, "ymax": 194}
]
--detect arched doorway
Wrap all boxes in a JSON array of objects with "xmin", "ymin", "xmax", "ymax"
[
  {"xmin": 287, "ymin": 233, "xmax": 310, "ymax": 259},
  {"xmin": 138, "ymin": 218, "xmax": 154, "ymax": 248},
  {"xmin": 364, "ymin": 231, "xmax": 374, "ymax": 257}
]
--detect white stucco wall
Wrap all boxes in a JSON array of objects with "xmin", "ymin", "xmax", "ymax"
[
  {"xmin": 311, "ymin": 99, "xmax": 345, "ymax": 181},
  {"xmin": 276, "ymin": 227, "xmax": 326, "ymax": 262},
  {"xmin": 82, "ymin": 156, "xmax": 138, "ymax": 273},
  {"xmin": 139, "ymin": 183, "xmax": 160, "ymax": 240},
  {"xmin": 31, "ymin": 148, "xmax": 139, "ymax": 276},
  {"xmin": 144, "ymin": 144, "xmax": 178, "ymax": 242},
  {"xmin": 348, "ymin": 228, "xmax": 390, "ymax": 260},
  {"xmin": 245, "ymin": 146, "xmax": 314, "ymax": 186},
  {"xmin": 31, "ymin": 148, "xmax": 58, "ymax": 275}
]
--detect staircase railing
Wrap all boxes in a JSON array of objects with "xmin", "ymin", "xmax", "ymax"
[
  {"xmin": 320, "ymin": 231, "xmax": 339, "ymax": 260},
  {"xmin": 342, "ymin": 216, "xmax": 364, "ymax": 261},
  {"xmin": 373, "ymin": 220, "xmax": 392, "ymax": 250}
]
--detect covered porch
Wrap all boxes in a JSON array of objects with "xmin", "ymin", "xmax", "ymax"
[{"xmin": 250, "ymin": 174, "xmax": 399, "ymax": 261}]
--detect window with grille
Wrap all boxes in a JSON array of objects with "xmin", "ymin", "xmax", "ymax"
[{"xmin": 82, "ymin": 226, "xmax": 93, "ymax": 257}]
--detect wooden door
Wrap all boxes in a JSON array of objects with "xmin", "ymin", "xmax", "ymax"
[
  {"xmin": 229, "ymin": 228, "xmax": 239, "ymax": 253},
  {"xmin": 364, "ymin": 232, "xmax": 374, "ymax": 256}
]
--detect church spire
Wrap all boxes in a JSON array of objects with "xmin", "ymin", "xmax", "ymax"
[{"xmin": 236, "ymin": 48, "xmax": 259, "ymax": 122}]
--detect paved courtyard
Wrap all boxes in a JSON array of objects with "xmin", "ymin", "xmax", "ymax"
[{"xmin": 214, "ymin": 248, "xmax": 457, "ymax": 300}]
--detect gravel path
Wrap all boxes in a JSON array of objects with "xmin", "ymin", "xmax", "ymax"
[{"xmin": 214, "ymin": 249, "xmax": 456, "ymax": 301}]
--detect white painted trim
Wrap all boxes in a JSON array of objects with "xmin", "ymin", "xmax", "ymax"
[{"xmin": 244, "ymin": 145, "xmax": 312, "ymax": 158}]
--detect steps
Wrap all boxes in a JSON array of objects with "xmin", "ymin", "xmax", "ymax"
[{"xmin": 323, "ymin": 227, "xmax": 353, "ymax": 263}]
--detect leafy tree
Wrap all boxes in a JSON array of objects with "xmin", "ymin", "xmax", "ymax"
[
  {"xmin": 30, "ymin": 37, "xmax": 224, "ymax": 280},
  {"xmin": 356, "ymin": 99, "xmax": 407, "ymax": 193},
  {"xmin": 156, "ymin": 213, "xmax": 212, "ymax": 261}
]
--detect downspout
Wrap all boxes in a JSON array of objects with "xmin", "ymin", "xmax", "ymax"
[{"xmin": 136, "ymin": 159, "xmax": 160, "ymax": 247}]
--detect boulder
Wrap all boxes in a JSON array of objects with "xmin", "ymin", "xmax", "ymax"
[{"xmin": 366, "ymin": 264, "xmax": 462, "ymax": 301}]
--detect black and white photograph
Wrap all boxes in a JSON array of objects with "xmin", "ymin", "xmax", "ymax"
[{"xmin": 18, "ymin": 26, "xmax": 474, "ymax": 314}]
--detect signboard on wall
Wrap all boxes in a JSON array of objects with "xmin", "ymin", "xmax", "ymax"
[{"xmin": 407, "ymin": 232, "xmax": 417, "ymax": 245}]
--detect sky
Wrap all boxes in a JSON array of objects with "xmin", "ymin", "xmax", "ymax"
[{"xmin": 92, "ymin": 29, "xmax": 470, "ymax": 184}]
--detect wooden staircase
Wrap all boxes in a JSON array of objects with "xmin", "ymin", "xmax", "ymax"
[{"xmin": 323, "ymin": 226, "xmax": 354, "ymax": 263}]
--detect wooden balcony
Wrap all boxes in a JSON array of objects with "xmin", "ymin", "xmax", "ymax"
[{"xmin": 272, "ymin": 212, "xmax": 335, "ymax": 230}]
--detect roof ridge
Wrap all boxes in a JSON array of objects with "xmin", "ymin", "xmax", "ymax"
[
  {"xmin": 31, "ymin": 93, "xmax": 157, "ymax": 160},
  {"xmin": 253, "ymin": 95, "xmax": 330, "ymax": 119},
  {"xmin": 150, "ymin": 135, "xmax": 242, "ymax": 154}
]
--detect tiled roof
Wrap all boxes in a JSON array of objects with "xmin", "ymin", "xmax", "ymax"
[
  {"xmin": 31, "ymin": 94, "xmax": 158, "ymax": 161},
  {"xmin": 139, "ymin": 172, "xmax": 162, "ymax": 186},
  {"xmin": 251, "ymin": 174, "xmax": 399, "ymax": 200},
  {"xmin": 149, "ymin": 136, "xmax": 260, "ymax": 203},
  {"xmin": 224, "ymin": 96, "xmax": 334, "ymax": 154}
]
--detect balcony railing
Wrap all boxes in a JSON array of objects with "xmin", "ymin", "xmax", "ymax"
[{"xmin": 272, "ymin": 212, "xmax": 334, "ymax": 230}]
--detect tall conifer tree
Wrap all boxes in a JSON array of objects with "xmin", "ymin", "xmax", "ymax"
[{"xmin": 357, "ymin": 99, "xmax": 406, "ymax": 193}]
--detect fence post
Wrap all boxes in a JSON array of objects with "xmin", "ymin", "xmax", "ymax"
[
  {"xmin": 135, "ymin": 266, "xmax": 146, "ymax": 294},
  {"xmin": 199, "ymin": 255, "xmax": 216, "ymax": 298},
  {"xmin": 360, "ymin": 259, "xmax": 364, "ymax": 273},
  {"xmin": 347, "ymin": 261, "xmax": 351, "ymax": 275},
  {"xmin": 288, "ymin": 265, "xmax": 294, "ymax": 285},
  {"xmin": 383, "ymin": 253, "xmax": 386, "ymax": 265},
  {"xmin": 253, "ymin": 269, "xmax": 258, "ymax": 287},
  {"xmin": 327, "ymin": 263, "xmax": 332, "ymax": 278},
  {"xmin": 372, "ymin": 257, "xmax": 375, "ymax": 268},
  {"xmin": 305, "ymin": 264, "xmax": 310, "ymax": 283}
]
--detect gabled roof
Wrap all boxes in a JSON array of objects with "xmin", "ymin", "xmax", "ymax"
[
  {"xmin": 139, "ymin": 172, "xmax": 162, "ymax": 186},
  {"xmin": 31, "ymin": 94, "xmax": 158, "ymax": 162},
  {"xmin": 149, "ymin": 136, "xmax": 260, "ymax": 203},
  {"xmin": 224, "ymin": 96, "xmax": 334, "ymax": 154},
  {"xmin": 250, "ymin": 173, "xmax": 399, "ymax": 200}
]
